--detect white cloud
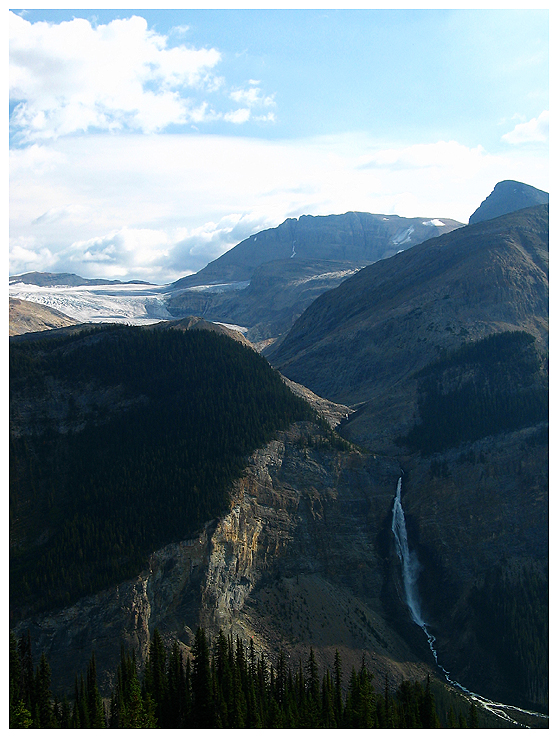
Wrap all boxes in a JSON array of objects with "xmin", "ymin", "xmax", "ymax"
[
  {"xmin": 70, "ymin": 228, "xmax": 171, "ymax": 267},
  {"xmin": 501, "ymin": 110, "xmax": 549, "ymax": 145},
  {"xmin": 223, "ymin": 83, "xmax": 276, "ymax": 125},
  {"xmin": 230, "ymin": 85, "xmax": 275, "ymax": 109},
  {"xmin": 359, "ymin": 140, "xmax": 488, "ymax": 171},
  {"xmin": 10, "ymin": 238, "xmax": 58, "ymax": 275},
  {"xmin": 169, "ymin": 212, "xmax": 278, "ymax": 274},
  {"xmin": 224, "ymin": 108, "xmax": 251, "ymax": 124},
  {"xmin": 33, "ymin": 203, "xmax": 88, "ymax": 225},
  {"xmin": 9, "ymin": 12, "xmax": 240, "ymax": 141},
  {"xmin": 255, "ymin": 112, "xmax": 276, "ymax": 123},
  {"xmin": 9, "ymin": 132, "xmax": 549, "ymax": 283}
]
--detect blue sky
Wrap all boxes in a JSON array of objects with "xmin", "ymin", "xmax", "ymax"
[{"xmin": 9, "ymin": 8, "xmax": 549, "ymax": 283}]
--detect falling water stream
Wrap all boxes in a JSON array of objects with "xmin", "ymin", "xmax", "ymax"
[{"xmin": 391, "ymin": 476, "xmax": 548, "ymax": 728}]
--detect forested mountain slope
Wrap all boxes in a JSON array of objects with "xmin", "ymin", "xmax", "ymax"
[
  {"xmin": 9, "ymin": 194, "xmax": 548, "ymax": 719},
  {"xmin": 11, "ymin": 321, "xmax": 444, "ymax": 714},
  {"xmin": 10, "ymin": 325, "xmax": 316, "ymax": 620}
]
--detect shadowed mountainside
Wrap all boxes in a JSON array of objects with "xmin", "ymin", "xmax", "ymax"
[
  {"xmin": 9, "ymin": 190, "xmax": 548, "ymax": 716},
  {"xmin": 268, "ymin": 204, "xmax": 548, "ymax": 452}
]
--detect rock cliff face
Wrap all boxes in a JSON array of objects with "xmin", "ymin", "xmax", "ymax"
[
  {"xmin": 15, "ymin": 421, "xmax": 432, "ymax": 697},
  {"xmin": 173, "ymin": 212, "xmax": 462, "ymax": 288},
  {"xmin": 10, "ymin": 194, "xmax": 548, "ymax": 714},
  {"xmin": 264, "ymin": 204, "xmax": 548, "ymax": 712},
  {"xmin": 401, "ymin": 422, "xmax": 548, "ymax": 710}
]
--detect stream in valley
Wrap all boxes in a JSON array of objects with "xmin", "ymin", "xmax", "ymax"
[{"xmin": 391, "ymin": 476, "xmax": 548, "ymax": 728}]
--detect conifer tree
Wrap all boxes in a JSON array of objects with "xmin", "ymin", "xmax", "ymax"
[
  {"xmin": 86, "ymin": 652, "xmax": 105, "ymax": 728},
  {"xmin": 191, "ymin": 627, "xmax": 214, "ymax": 728},
  {"xmin": 420, "ymin": 674, "xmax": 440, "ymax": 728},
  {"xmin": 321, "ymin": 669, "xmax": 337, "ymax": 727},
  {"xmin": 143, "ymin": 629, "xmax": 168, "ymax": 727},
  {"xmin": 447, "ymin": 705, "xmax": 459, "ymax": 728},
  {"xmin": 356, "ymin": 656, "xmax": 376, "ymax": 728},
  {"xmin": 35, "ymin": 652, "xmax": 56, "ymax": 728},
  {"xmin": 9, "ymin": 631, "xmax": 33, "ymax": 728},
  {"xmin": 468, "ymin": 701, "xmax": 480, "ymax": 728},
  {"xmin": 166, "ymin": 641, "xmax": 187, "ymax": 728},
  {"xmin": 333, "ymin": 648, "xmax": 343, "ymax": 723}
]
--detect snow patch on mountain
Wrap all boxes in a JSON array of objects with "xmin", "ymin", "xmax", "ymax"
[{"xmin": 392, "ymin": 226, "xmax": 415, "ymax": 245}]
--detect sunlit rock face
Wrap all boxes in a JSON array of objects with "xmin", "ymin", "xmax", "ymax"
[
  {"xmin": 9, "ymin": 297, "xmax": 79, "ymax": 335},
  {"xmin": 15, "ymin": 421, "xmax": 419, "ymax": 697}
]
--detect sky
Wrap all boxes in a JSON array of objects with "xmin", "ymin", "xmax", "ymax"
[{"xmin": 9, "ymin": 7, "xmax": 549, "ymax": 284}]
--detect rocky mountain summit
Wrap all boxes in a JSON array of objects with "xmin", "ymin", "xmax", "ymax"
[
  {"xmin": 172, "ymin": 211, "xmax": 462, "ymax": 288},
  {"xmin": 166, "ymin": 211, "xmax": 462, "ymax": 343},
  {"xmin": 9, "ymin": 271, "xmax": 153, "ymax": 287},
  {"xmin": 468, "ymin": 180, "xmax": 548, "ymax": 225}
]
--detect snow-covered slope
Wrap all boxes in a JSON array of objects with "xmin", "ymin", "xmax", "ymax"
[{"xmin": 8, "ymin": 282, "xmax": 173, "ymax": 325}]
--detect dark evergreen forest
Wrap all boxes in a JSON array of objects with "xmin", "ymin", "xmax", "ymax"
[
  {"xmin": 10, "ymin": 628, "xmax": 493, "ymax": 729},
  {"xmin": 10, "ymin": 326, "xmax": 318, "ymax": 620},
  {"xmin": 470, "ymin": 561, "xmax": 548, "ymax": 711},
  {"xmin": 399, "ymin": 331, "xmax": 548, "ymax": 454}
]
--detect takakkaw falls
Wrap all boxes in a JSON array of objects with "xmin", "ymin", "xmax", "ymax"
[{"xmin": 391, "ymin": 476, "xmax": 548, "ymax": 727}]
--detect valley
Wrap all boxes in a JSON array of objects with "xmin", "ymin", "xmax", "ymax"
[{"xmin": 9, "ymin": 181, "xmax": 549, "ymax": 727}]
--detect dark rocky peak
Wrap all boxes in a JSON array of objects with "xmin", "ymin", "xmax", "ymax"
[{"xmin": 469, "ymin": 180, "xmax": 548, "ymax": 225}]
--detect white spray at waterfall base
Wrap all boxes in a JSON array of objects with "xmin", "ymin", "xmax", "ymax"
[{"xmin": 390, "ymin": 476, "xmax": 548, "ymax": 727}]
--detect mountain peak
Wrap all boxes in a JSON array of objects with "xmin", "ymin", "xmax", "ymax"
[{"xmin": 469, "ymin": 180, "xmax": 548, "ymax": 225}]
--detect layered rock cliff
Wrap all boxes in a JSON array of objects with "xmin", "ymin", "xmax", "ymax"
[{"xmin": 15, "ymin": 421, "xmax": 432, "ymax": 697}]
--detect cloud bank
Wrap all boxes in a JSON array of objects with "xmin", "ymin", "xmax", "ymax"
[
  {"xmin": 9, "ymin": 11, "xmax": 275, "ymax": 142},
  {"xmin": 10, "ymin": 133, "xmax": 549, "ymax": 283}
]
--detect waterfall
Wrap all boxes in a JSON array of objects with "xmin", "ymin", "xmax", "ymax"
[
  {"xmin": 390, "ymin": 476, "xmax": 548, "ymax": 726},
  {"xmin": 391, "ymin": 477, "xmax": 425, "ymax": 628}
]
